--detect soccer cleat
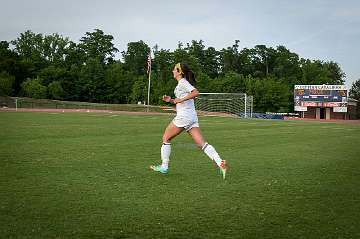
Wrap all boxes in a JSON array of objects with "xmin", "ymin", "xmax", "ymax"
[
  {"xmin": 219, "ymin": 160, "xmax": 227, "ymax": 180},
  {"xmin": 150, "ymin": 165, "xmax": 168, "ymax": 174}
]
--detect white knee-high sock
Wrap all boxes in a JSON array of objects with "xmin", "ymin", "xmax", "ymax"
[
  {"xmin": 202, "ymin": 143, "xmax": 222, "ymax": 167},
  {"xmin": 161, "ymin": 143, "xmax": 171, "ymax": 169}
]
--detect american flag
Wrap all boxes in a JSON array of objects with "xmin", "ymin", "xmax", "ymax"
[{"xmin": 147, "ymin": 50, "xmax": 152, "ymax": 74}]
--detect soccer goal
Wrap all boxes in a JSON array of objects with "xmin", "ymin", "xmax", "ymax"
[{"xmin": 195, "ymin": 93, "xmax": 253, "ymax": 118}]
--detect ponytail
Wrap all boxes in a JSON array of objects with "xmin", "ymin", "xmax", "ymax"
[
  {"xmin": 177, "ymin": 63, "xmax": 196, "ymax": 86},
  {"xmin": 185, "ymin": 70, "xmax": 196, "ymax": 87}
]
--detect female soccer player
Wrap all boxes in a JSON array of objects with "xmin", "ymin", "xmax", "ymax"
[{"xmin": 150, "ymin": 63, "xmax": 227, "ymax": 179}]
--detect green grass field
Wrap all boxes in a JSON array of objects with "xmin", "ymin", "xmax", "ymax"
[{"xmin": 1, "ymin": 112, "xmax": 359, "ymax": 239}]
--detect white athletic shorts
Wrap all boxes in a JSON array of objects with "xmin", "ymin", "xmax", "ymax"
[{"xmin": 172, "ymin": 115, "xmax": 199, "ymax": 131}]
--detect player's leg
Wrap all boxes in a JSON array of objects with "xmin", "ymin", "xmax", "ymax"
[
  {"xmin": 151, "ymin": 122, "xmax": 183, "ymax": 173},
  {"xmin": 187, "ymin": 127, "xmax": 222, "ymax": 165},
  {"xmin": 161, "ymin": 122, "xmax": 183, "ymax": 169},
  {"xmin": 186, "ymin": 126, "xmax": 205, "ymax": 147},
  {"xmin": 188, "ymin": 127, "xmax": 227, "ymax": 179},
  {"xmin": 162, "ymin": 121, "xmax": 183, "ymax": 143}
]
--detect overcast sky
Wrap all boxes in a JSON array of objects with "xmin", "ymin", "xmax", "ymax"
[{"xmin": 2, "ymin": 0, "xmax": 359, "ymax": 88}]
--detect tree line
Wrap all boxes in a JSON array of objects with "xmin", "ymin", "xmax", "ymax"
[{"xmin": 1, "ymin": 28, "xmax": 358, "ymax": 113}]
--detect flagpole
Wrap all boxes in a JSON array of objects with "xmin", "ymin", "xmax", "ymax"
[
  {"xmin": 146, "ymin": 49, "xmax": 152, "ymax": 112},
  {"xmin": 147, "ymin": 65, "xmax": 151, "ymax": 107}
]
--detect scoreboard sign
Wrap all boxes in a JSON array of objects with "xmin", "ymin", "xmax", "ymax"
[{"xmin": 294, "ymin": 85, "xmax": 347, "ymax": 112}]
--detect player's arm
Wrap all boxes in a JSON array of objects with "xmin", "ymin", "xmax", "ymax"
[
  {"xmin": 173, "ymin": 89, "xmax": 199, "ymax": 104},
  {"xmin": 162, "ymin": 95, "xmax": 175, "ymax": 104}
]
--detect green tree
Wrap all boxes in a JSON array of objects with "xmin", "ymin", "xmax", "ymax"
[
  {"xmin": 173, "ymin": 42, "xmax": 201, "ymax": 74},
  {"xmin": 151, "ymin": 47, "xmax": 175, "ymax": 104},
  {"xmin": 349, "ymin": 79, "xmax": 360, "ymax": 118},
  {"xmin": 11, "ymin": 31, "xmax": 71, "ymax": 69},
  {"xmin": 79, "ymin": 29, "xmax": 118, "ymax": 64},
  {"xmin": 246, "ymin": 77, "xmax": 290, "ymax": 112},
  {"xmin": 152, "ymin": 47, "xmax": 173, "ymax": 82},
  {"xmin": 20, "ymin": 77, "xmax": 47, "ymax": 99},
  {"xmin": 38, "ymin": 66, "xmax": 68, "ymax": 86},
  {"xmin": 220, "ymin": 40, "xmax": 241, "ymax": 74},
  {"xmin": 10, "ymin": 31, "xmax": 73, "ymax": 94},
  {"xmin": 105, "ymin": 62, "xmax": 133, "ymax": 103},
  {"xmin": 0, "ymin": 41, "xmax": 16, "ymax": 59},
  {"xmin": 11, "ymin": 30, "xmax": 46, "ymax": 69},
  {"xmin": 196, "ymin": 72, "xmax": 212, "ymax": 92},
  {"xmin": 41, "ymin": 33, "xmax": 72, "ymax": 66},
  {"xmin": 0, "ymin": 42, "xmax": 17, "ymax": 95},
  {"xmin": 221, "ymin": 72, "xmax": 247, "ymax": 93},
  {"xmin": 273, "ymin": 46, "xmax": 301, "ymax": 84},
  {"xmin": 3, "ymin": 31, "xmax": 350, "ymax": 110},
  {"xmin": 300, "ymin": 59, "xmax": 344, "ymax": 85},
  {"xmin": 186, "ymin": 40, "xmax": 207, "ymax": 72},
  {"xmin": 0, "ymin": 71, "xmax": 15, "ymax": 96},
  {"xmin": 122, "ymin": 41, "xmax": 150, "ymax": 75},
  {"xmin": 350, "ymin": 79, "xmax": 360, "ymax": 99},
  {"xmin": 250, "ymin": 45, "xmax": 276, "ymax": 77},
  {"xmin": 205, "ymin": 71, "xmax": 246, "ymax": 93},
  {"xmin": 324, "ymin": 61, "xmax": 346, "ymax": 84},
  {"xmin": 48, "ymin": 81, "xmax": 66, "ymax": 100},
  {"xmin": 62, "ymin": 64, "xmax": 81, "ymax": 101},
  {"xmin": 130, "ymin": 76, "xmax": 147, "ymax": 103},
  {"xmin": 64, "ymin": 41, "xmax": 86, "ymax": 67},
  {"xmin": 77, "ymin": 58, "xmax": 106, "ymax": 102},
  {"xmin": 1, "ymin": 40, "xmax": 34, "ymax": 95},
  {"xmin": 203, "ymin": 46, "xmax": 220, "ymax": 78}
]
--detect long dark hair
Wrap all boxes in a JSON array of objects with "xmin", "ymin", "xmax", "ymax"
[{"xmin": 176, "ymin": 62, "xmax": 196, "ymax": 86}]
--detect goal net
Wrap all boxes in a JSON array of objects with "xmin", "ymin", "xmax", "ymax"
[{"xmin": 195, "ymin": 93, "xmax": 253, "ymax": 118}]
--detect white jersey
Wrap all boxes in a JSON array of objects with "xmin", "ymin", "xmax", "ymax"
[{"xmin": 174, "ymin": 78, "xmax": 197, "ymax": 119}]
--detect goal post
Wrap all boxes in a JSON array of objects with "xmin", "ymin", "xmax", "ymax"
[{"xmin": 195, "ymin": 93, "xmax": 253, "ymax": 118}]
